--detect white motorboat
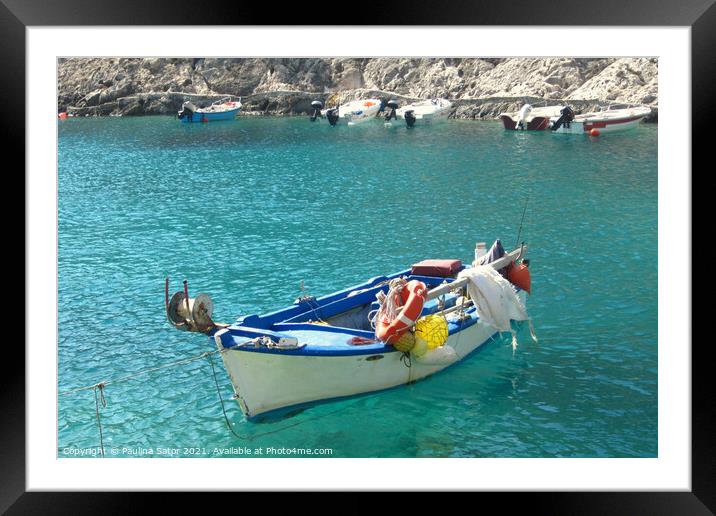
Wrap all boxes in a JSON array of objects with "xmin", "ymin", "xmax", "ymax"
[
  {"xmin": 309, "ymin": 98, "xmax": 382, "ymax": 126},
  {"xmin": 385, "ymin": 98, "xmax": 453, "ymax": 127},
  {"xmin": 549, "ymin": 104, "xmax": 652, "ymax": 135}
]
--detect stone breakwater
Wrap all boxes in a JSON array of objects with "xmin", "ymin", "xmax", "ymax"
[{"xmin": 58, "ymin": 58, "xmax": 658, "ymax": 121}]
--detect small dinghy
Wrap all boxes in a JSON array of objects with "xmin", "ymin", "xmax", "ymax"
[
  {"xmin": 499, "ymin": 103, "xmax": 565, "ymax": 131},
  {"xmin": 387, "ymin": 98, "xmax": 453, "ymax": 127},
  {"xmin": 309, "ymin": 98, "xmax": 382, "ymax": 126},
  {"xmin": 166, "ymin": 241, "xmax": 536, "ymax": 420},
  {"xmin": 549, "ymin": 104, "xmax": 652, "ymax": 135},
  {"xmin": 177, "ymin": 96, "xmax": 242, "ymax": 123}
]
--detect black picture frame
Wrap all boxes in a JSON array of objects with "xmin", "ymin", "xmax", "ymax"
[{"xmin": 6, "ymin": 0, "xmax": 709, "ymax": 511}]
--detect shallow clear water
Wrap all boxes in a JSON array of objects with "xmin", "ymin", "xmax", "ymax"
[{"xmin": 58, "ymin": 116, "xmax": 657, "ymax": 458}]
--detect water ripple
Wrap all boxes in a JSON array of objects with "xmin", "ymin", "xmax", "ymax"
[{"xmin": 58, "ymin": 117, "xmax": 657, "ymax": 458}]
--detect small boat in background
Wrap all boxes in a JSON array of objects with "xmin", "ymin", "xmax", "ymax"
[
  {"xmin": 309, "ymin": 98, "xmax": 382, "ymax": 126},
  {"xmin": 393, "ymin": 98, "xmax": 453, "ymax": 127},
  {"xmin": 500, "ymin": 103, "xmax": 565, "ymax": 131},
  {"xmin": 166, "ymin": 241, "xmax": 535, "ymax": 420},
  {"xmin": 549, "ymin": 104, "xmax": 652, "ymax": 135},
  {"xmin": 177, "ymin": 96, "xmax": 242, "ymax": 123}
]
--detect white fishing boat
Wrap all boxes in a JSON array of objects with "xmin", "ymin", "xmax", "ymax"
[
  {"xmin": 166, "ymin": 241, "xmax": 536, "ymax": 420},
  {"xmin": 385, "ymin": 98, "xmax": 453, "ymax": 127},
  {"xmin": 309, "ymin": 98, "xmax": 382, "ymax": 126},
  {"xmin": 549, "ymin": 104, "xmax": 652, "ymax": 135}
]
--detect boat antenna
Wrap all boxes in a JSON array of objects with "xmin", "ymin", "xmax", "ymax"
[{"xmin": 515, "ymin": 196, "xmax": 529, "ymax": 248}]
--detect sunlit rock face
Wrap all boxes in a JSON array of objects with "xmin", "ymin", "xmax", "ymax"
[{"xmin": 57, "ymin": 57, "xmax": 658, "ymax": 120}]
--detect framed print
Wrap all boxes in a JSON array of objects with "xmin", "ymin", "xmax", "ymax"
[{"xmin": 7, "ymin": 0, "xmax": 710, "ymax": 511}]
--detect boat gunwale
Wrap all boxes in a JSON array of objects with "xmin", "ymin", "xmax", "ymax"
[{"xmin": 215, "ymin": 267, "xmax": 479, "ymax": 357}]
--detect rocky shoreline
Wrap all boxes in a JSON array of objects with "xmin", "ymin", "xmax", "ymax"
[{"xmin": 58, "ymin": 58, "xmax": 658, "ymax": 122}]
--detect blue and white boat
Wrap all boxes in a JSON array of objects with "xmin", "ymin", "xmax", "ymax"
[
  {"xmin": 177, "ymin": 96, "xmax": 242, "ymax": 123},
  {"xmin": 166, "ymin": 243, "xmax": 534, "ymax": 420}
]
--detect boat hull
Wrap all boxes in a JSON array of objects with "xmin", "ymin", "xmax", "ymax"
[
  {"xmin": 320, "ymin": 99, "xmax": 382, "ymax": 125},
  {"xmin": 500, "ymin": 115, "xmax": 551, "ymax": 131},
  {"xmin": 180, "ymin": 107, "xmax": 241, "ymax": 123},
  {"xmin": 391, "ymin": 101, "xmax": 452, "ymax": 127},
  {"xmin": 217, "ymin": 317, "xmax": 502, "ymax": 419},
  {"xmin": 318, "ymin": 110, "xmax": 380, "ymax": 125},
  {"xmin": 551, "ymin": 114, "xmax": 646, "ymax": 134},
  {"xmin": 388, "ymin": 110, "xmax": 450, "ymax": 127},
  {"xmin": 342, "ymin": 107, "xmax": 381, "ymax": 125}
]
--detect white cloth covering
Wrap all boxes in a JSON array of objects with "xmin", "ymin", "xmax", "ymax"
[{"xmin": 457, "ymin": 265, "xmax": 537, "ymax": 351}]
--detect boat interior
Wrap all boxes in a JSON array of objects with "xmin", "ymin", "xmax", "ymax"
[{"xmin": 220, "ymin": 267, "xmax": 479, "ymax": 354}]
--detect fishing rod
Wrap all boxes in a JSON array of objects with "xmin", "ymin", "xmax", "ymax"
[{"xmin": 515, "ymin": 196, "xmax": 529, "ymax": 249}]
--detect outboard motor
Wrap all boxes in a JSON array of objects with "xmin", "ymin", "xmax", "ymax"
[
  {"xmin": 310, "ymin": 100, "xmax": 324, "ymax": 122},
  {"xmin": 384, "ymin": 100, "xmax": 399, "ymax": 121},
  {"xmin": 404, "ymin": 110, "xmax": 417, "ymax": 128},
  {"xmin": 515, "ymin": 103, "xmax": 533, "ymax": 130},
  {"xmin": 177, "ymin": 101, "xmax": 197, "ymax": 122},
  {"xmin": 325, "ymin": 107, "xmax": 340, "ymax": 126},
  {"xmin": 551, "ymin": 105, "xmax": 575, "ymax": 131}
]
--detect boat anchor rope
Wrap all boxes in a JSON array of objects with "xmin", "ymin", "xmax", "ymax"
[
  {"xmin": 60, "ymin": 343, "xmax": 365, "ymax": 451},
  {"xmin": 93, "ymin": 383, "xmax": 107, "ymax": 457}
]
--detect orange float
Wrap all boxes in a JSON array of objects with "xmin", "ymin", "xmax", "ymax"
[
  {"xmin": 590, "ymin": 128, "xmax": 601, "ymax": 136},
  {"xmin": 507, "ymin": 261, "xmax": 531, "ymax": 294},
  {"xmin": 376, "ymin": 280, "xmax": 427, "ymax": 344}
]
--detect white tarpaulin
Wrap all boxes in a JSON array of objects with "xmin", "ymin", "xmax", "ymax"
[{"xmin": 457, "ymin": 265, "xmax": 538, "ymax": 351}]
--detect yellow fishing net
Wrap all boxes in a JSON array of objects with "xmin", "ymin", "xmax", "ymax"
[
  {"xmin": 393, "ymin": 331, "xmax": 416, "ymax": 353},
  {"xmin": 414, "ymin": 315, "xmax": 449, "ymax": 352}
]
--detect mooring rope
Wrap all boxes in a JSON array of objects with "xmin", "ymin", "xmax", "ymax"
[
  {"xmin": 369, "ymin": 277, "xmax": 406, "ymax": 331},
  {"xmin": 61, "ymin": 340, "xmax": 364, "ymax": 453},
  {"xmin": 61, "ymin": 349, "xmax": 222, "ymax": 457},
  {"xmin": 59, "ymin": 350, "xmax": 219, "ymax": 396},
  {"xmin": 93, "ymin": 383, "xmax": 107, "ymax": 457}
]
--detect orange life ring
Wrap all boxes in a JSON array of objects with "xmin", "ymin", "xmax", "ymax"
[{"xmin": 376, "ymin": 280, "xmax": 427, "ymax": 344}]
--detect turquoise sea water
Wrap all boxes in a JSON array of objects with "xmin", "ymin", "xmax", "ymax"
[{"xmin": 58, "ymin": 116, "xmax": 657, "ymax": 458}]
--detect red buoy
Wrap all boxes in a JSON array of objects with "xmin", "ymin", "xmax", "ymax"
[
  {"xmin": 507, "ymin": 262, "xmax": 532, "ymax": 294},
  {"xmin": 589, "ymin": 128, "xmax": 600, "ymax": 136},
  {"xmin": 58, "ymin": 112, "xmax": 68, "ymax": 120},
  {"xmin": 201, "ymin": 116, "xmax": 209, "ymax": 123}
]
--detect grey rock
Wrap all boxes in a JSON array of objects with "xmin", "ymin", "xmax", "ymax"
[{"xmin": 58, "ymin": 57, "xmax": 658, "ymax": 120}]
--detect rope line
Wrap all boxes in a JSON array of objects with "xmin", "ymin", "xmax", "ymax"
[
  {"xmin": 61, "ymin": 339, "xmax": 365, "ymax": 452},
  {"xmin": 59, "ymin": 351, "xmax": 220, "ymax": 396},
  {"xmin": 93, "ymin": 383, "xmax": 107, "ymax": 457}
]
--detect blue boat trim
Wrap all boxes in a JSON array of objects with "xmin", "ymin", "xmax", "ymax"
[{"xmin": 234, "ymin": 269, "xmax": 454, "ymax": 329}]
